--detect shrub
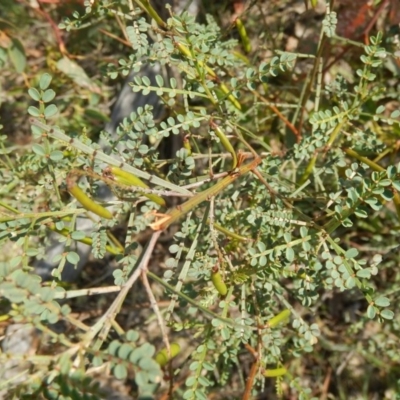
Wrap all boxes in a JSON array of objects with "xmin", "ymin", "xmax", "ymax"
[{"xmin": 1, "ymin": 1, "xmax": 400, "ymax": 399}]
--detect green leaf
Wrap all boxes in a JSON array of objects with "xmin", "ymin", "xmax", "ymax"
[
  {"xmin": 28, "ymin": 106, "xmax": 41, "ymax": 117},
  {"xmin": 380, "ymin": 309, "xmax": 394, "ymax": 320},
  {"xmin": 118, "ymin": 343, "xmax": 133, "ymax": 359},
  {"xmin": 44, "ymin": 104, "xmax": 58, "ymax": 118},
  {"xmin": 286, "ymin": 247, "xmax": 294, "ymax": 262},
  {"xmin": 391, "ymin": 181, "xmax": 400, "ymax": 191},
  {"xmin": 356, "ymin": 269, "xmax": 371, "ymax": 279},
  {"xmin": 84, "ymin": 108, "xmax": 110, "ymax": 123},
  {"xmin": 390, "ymin": 110, "xmax": 400, "ymax": 119},
  {"xmin": 49, "ymin": 150, "xmax": 63, "ymax": 161},
  {"xmin": 367, "ymin": 305, "xmax": 376, "ymax": 319},
  {"xmin": 71, "ymin": 231, "xmax": 86, "ymax": 240},
  {"xmin": 342, "ymin": 218, "xmax": 353, "ymax": 227},
  {"xmin": 142, "ymin": 76, "xmax": 151, "ymax": 86},
  {"xmin": 374, "ymin": 296, "xmax": 390, "ymax": 307},
  {"xmin": 28, "ymin": 88, "xmax": 41, "ymax": 101},
  {"xmin": 135, "ymin": 371, "xmax": 148, "ymax": 387},
  {"xmin": 170, "ymin": 77, "xmax": 177, "ymax": 89},
  {"xmin": 66, "ymin": 251, "xmax": 80, "ymax": 264},
  {"xmin": 42, "ymin": 89, "xmax": 56, "ymax": 103},
  {"xmin": 354, "ymin": 208, "xmax": 368, "ymax": 218},
  {"xmin": 185, "ymin": 376, "xmax": 196, "ymax": 387},
  {"xmin": 155, "ymin": 75, "xmax": 164, "ymax": 86},
  {"xmin": 108, "ymin": 340, "xmax": 120, "ymax": 356},
  {"xmin": 92, "ymin": 356, "xmax": 103, "ymax": 367},
  {"xmin": 198, "ymin": 376, "xmax": 211, "ymax": 387},
  {"xmin": 345, "ymin": 248, "xmax": 358, "ymax": 258},
  {"xmin": 8, "ymin": 38, "xmax": 26, "ymax": 73},
  {"xmin": 113, "ymin": 364, "xmax": 127, "ymax": 380},
  {"xmin": 32, "ymin": 144, "xmax": 46, "ymax": 156},
  {"xmin": 345, "ymin": 276, "xmax": 355, "ymax": 289},
  {"xmin": 183, "ymin": 390, "xmax": 194, "ymax": 399},
  {"xmin": 40, "ymin": 73, "xmax": 52, "ymax": 90},
  {"xmin": 195, "ymin": 389, "xmax": 208, "ymax": 400},
  {"xmin": 57, "ymin": 57, "xmax": 99, "ymax": 91}
]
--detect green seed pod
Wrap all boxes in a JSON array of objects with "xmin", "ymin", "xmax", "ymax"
[
  {"xmin": 210, "ymin": 120, "xmax": 238, "ymax": 170},
  {"xmin": 110, "ymin": 167, "xmax": 166, "ymax": 207},
  {"xmin": 67, "ymin": 177, "xmax": 112, "ymax": 220},
  {"xmin": 235, "ymin": 18, "xmax": 252, "ymax": 53},
  {"xmin": 264, "ymin": 367, "xmax": 287, "ymax": 377},
  {"xmin": 266, "ymin": 309, "xmax": 291, "ymax": 328},
  {"xmin": 211, "ymin": 267, "xmax": 228, "ymax": 296},
  {"xmin": 110, "ymin": 167, "xmax": 148, "ymax": 188},
  {"xmin": 155, "ymin": 342, "xmax": 181, "ymax": 367},
  {"xmin": 219, "ymin": 82, "xmax": 242, "ymax": 110}
]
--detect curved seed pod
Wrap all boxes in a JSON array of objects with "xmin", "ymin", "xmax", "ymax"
[
  {"xmin": 110, "ymin": 167, "xmax": 148, "ymax": 188},
  {"xmin": 155, "ymin": 342, "xmax": 181, "ymax": 367},
  {"xmin": 210, "ymin": 120, "xmax": 238, "ymax": 170},
  {"xmin": 264, "ymin": 367, "xmax": 287, "ymax": 377},
  {"xmin": 211, "ymin": 266, "xmax": 228, "ymax": 296},
  {"xmin": 219, "ymin": 83, "xmax": 242, "ymax": 110},
  {"xmin": 67, "ymin": 176, "xmax": 113, "ymax": 220},
  {"xmin": 110, "ymin": 167, "xmax": 166, "ymax": 207},
  {"xmin": 266, "ymin": 309, "xmax": 291, "ymax": 328},
  {"xmin": 235, "ymin": 18, "xmax": 251, "ymax": 53}
]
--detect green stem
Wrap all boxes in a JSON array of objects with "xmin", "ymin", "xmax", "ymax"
[
  {"xmin": 211, "ymin": 221, "xmax": 251, "ymax": 241},
  {"xmin": 134, "ymin": 0, "xmax": 166, "ymax": 28},
  {"xmin": 343, "ymin": 148, "xmax": 384, "ymax": 172},
  {"xmin": 150, "ymin": 157, "xmax": 261, "ymax": 230}
]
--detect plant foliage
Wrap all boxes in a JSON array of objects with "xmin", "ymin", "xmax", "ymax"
[{"xmin": 1, "ymin": 1, "xmax": 400, "ymax": 399}]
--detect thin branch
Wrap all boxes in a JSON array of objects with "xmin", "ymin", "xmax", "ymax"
[{"xmin": 81, "ymin": 231, "xmax": 162, "ymax": 349}]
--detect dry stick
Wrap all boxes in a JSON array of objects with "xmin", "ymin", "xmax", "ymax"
[
  {"xmin": 82, "ymin": 231, "xmax": 162, "ymax": 350},
  {"xmin": 242, "ymin": 356, "xmax": 260, "ymax": 400},
  {"xmin": 251, "ymin": 90, "xmax": 299, "ymax": 139},
  {"xmin": 320, "ymin": 367, "xmax": 332, "ymax": 400},
  {"xmin": 140, "ymin": 270, "xmax": 174, "ymax": 394},
  {"xmin": 33, "ymin": 4, "xmax": 68, "ymax": 55},
  {"xmin": 98, "ymin": 28, "xmax": 131, "ymax": 47},
  {"xmin": 54, "ymin": 285, "xmax": 122, "ymax": 300}
]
